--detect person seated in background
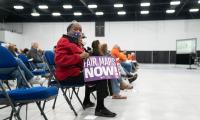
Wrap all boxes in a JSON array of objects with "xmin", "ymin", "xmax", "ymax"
[
  {"xmin": 8, "ymin": 43, "xmax": 19, "ymax": 57},
  {"xmin": 111, "ymin": 44, "xmax": 138, "ymax": 83},
  {"xmin": 53, "ymin": 46, "xmax": 56, "ymax": 52},
  {"xmin": 100, "ymin": 43, "xmax": 133, "ymax": 99},
  {"xmin": 21, "ymin": 48, "xmax": 29, "ymax": 56},
  {"xmin": 38, "ymin": 48, "xmax": 44, "ymax": 57},
  {"xmin": 128, "ymin": 52, "xmax": 139, "ymax": 69},
  {"xmin": 55, "ymin": 22, "xmax": 116, "ymax": 117},
  {"xmin": 3, "ymin": 44, "xmax": 46, "ymax": 87},
  {"xmin": 111, "ymin": 45, "xmax": 133, "ymax": 72},
  {"xmin": 14, "ymin": 45, "xmax": 20, "ymax": 55},
  {"xmin": 77, "ymin": 32, "xmax": 92, "ymax": 54},
  {"xmin": 27, "ymin": 42, "xmax": 46, "ymax": 69}
]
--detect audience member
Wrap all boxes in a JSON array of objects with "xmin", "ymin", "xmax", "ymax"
[
  {"xmin": 27, "ymin": 42, "xmax": 46, "ymax": 69},
  {"xmin": 55, "ymin": 22, "xmax": 116, "ymax": 117},
  {"xmin": 100, "ymin": 43, "xmax": 133, "ymax": 99}
]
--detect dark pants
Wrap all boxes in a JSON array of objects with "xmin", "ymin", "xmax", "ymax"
[{"xmin": 59, "ymin": 73, "xmax": 112, "ymax": 101}]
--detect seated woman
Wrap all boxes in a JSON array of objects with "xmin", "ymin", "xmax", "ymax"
[
  {"xmin": 100, "ymin": 43, "xmax": 133, "ymax": 99},
  {"xmin": 55, "ymin": 22, "xmax": 116, "ymax": 117}
]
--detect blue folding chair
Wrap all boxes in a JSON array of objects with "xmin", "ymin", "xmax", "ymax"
[
  {"xmin": 0, "ymin": 46, "xmax": 59, "ymax": 120},
  {"xmin": 42, "ymin": 50, "xmax": 87, "ymax": 116},
  {"xmin": 18, "ymin": 54, "xmax": 47, "ymax": 76}
]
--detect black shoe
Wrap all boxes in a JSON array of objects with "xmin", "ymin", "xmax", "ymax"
[
  {"xmin": 128, "ymin": 74, "xmax": 138, "ymax": 83},
  {"xmin": 126, "ymin": 74, "xmax": 134, "ymax": 79},
  {"xmin": 83, "ymin": 101, "xmax": 95, "ymax": 109},
  {"xmin": 95, "ymin": 108, "xmax": 117, "ymax": 117}
]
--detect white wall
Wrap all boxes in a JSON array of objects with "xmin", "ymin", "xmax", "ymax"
[
  {"xmin": 0, "ymin": 31, "xmax": 5, "ymax": 42},
  {"xmin": 0, "ymin": 23, "xmax": 23, "ymax": 34},
  {"xmin": 4, "ymin": 31, "xmax": 23, "ymax": 49},
  {"xmin": 7, "ymin": 19, "xmax": 200, "ymax": 51},
  {"xmin": 0, "ymin": 30, "xmax": 23, "ymax": 49},
  {"xmin": 22, "ymin": 22, "xmax": 107, "ymax": 50},
  {"xmin": 105, "ymin": 20, "xmax": 200, "ymax": 51}
]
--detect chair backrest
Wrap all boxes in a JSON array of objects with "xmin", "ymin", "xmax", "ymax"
[
  {"xmin": 18, "ymin": 54, "xmax": 35, "ymax": 70},
  {"xmin": 0, "ymin": 46, "xmax": 17, "ymax": 68},
  {"xmin": 44, "ymin": 51, "xmax": 55, "ymax": 66},
  {"xmin": 18, "ymin": 54, "xmax": 29, "ymax": 64},
  {"xmin": 0, "ymin": 46, "xmax": 18, "ymax": 80}
]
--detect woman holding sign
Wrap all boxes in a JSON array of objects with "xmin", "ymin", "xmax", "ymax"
[{"xmin": 55, "ymin": 22, "xmax": 116, "ymax": 117}]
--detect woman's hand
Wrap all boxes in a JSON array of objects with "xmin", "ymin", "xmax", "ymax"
[{"xmin": 80, "ymin": 51, "xmax": 89, "ymax": 59}]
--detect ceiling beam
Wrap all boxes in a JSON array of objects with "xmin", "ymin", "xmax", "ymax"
[
  {"xmin": 19, "ymin": 0, "xmax": 35, "ymax": 5},
  {"xmin": 79, "ymin": 0, "xmax": 95, "ymax": 14},
  {"xmin": 175, "ymin": 0, "xmax": 190, "ymax": 16}
]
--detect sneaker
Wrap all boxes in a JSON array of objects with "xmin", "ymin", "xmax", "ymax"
[
  {"xmin": 95, "ymin": 107, "xmax": 117, "ymax": 117},
  {"xmin": 130, "ymin": 72, "xmax": 137, "ymax": 76},
  {"xmin": 126, "ymin": 74, "xmax": 134, "ymax": 79},
  {"xmin": 128, "ymin": 74, "xmax": 138, "ymax": 83},
  {"xmin": 29, "ymin": 76, "xmax": 46, "ymax": 85}
]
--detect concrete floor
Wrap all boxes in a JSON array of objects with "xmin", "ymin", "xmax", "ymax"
[{"xmin": 1, "ymin": 64, "xmax": 200, "ymax": 120}]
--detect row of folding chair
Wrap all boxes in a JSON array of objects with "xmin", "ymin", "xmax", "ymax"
[
  {"xmin": 17, "ymin": 50, "xmax": 87, "ymax": 116},
  {"xmin": 0, "ymin": 45, "xmax": 96, "ymax": 119},
  {"xmin": 0, "ymin": 46, "xmax": 59, "ymax": 120},
  {"xmin": 18, "ymin": 54, "xmax": 48, "ymax": 76}
]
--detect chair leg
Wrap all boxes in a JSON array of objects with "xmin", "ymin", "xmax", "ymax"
[
  {"xmin": 91, "ymin": 92, "xmax": 96, "ymax": 100},
  {"xmin": 2, "ymin": 110, "xmax": 14, "ymax": 120},
  {"xmin": 64, "ymin": 89, "xmax": 67, "ymax": 95},
  {"xmin": 0, "ymin": 81, "xmax": 21, "ymax": 120},
  {"xmin": 72, "ymin": 87, "xmax": 84, "ymax": 110},
  {"xmin": 76, "ymin": 88, "xmax": 80, "ymax": 93},
  {"xmin": 9, "ymin": 110, "xmax": 13, "ymax": 120},
  {"xmin": 5, "ymin": 82, "xmax": 11, "ymax": 90},
  {"xmin": 70, "ymin": 88, "xmax": 79, "ymax": 100},
  {"xmin": 52, "ymin": 96, "xmax": 57, "ymax": 109},
  {"xmin": 36, "ymin": 102, "xmax": 48, "ymax": 120},
  {"xmin": 70, "ymin": 89, "xmax": 74, "ymax": 100},
  {"xmin": 51, "ymin": 87, "xmax": 59, "ymax": 109},
  {"xmin": 61, "ymin": 88, "xmax": 78, "ymax": 116},
  {"xmin": 13, "ymin": 106, "xmax": 22, "ymax": 120},
  {"xmin": 42, "ymin": 100, "xmax": 46, "ymax": 111},
  {"xmin": 25, "ymin": 104, "xmax": 28, "ymax": 120}
]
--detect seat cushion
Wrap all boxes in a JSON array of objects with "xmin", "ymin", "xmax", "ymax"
[
  {"xmin": 32, "ymin": 69, "xmax": 47, "ymax": 75},
  {"xmin": 0, "ymin": 86, "xmax": 58, "ymax": 101},
  {"xmin": 0, "ymin": 74, "xmax": 13, "ymax": 80}
]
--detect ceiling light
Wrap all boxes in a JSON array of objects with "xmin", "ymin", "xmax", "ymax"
[
  {"xmin": 198, "ymin": 0, "xmax": 200, "ymax": 4},
  {"xmin": 95, "ymin": 12, "xmax": 104, "ymax": 16},
  {"xmin": 166, "ymin": 9, "xmax": 175, "ymax": 14},
  {"xmin": 74, "ymin": 12, "xmax": 82, "ymax": 16},
  {"xmin": 31, "ymin": 12, "xmax": 40, "ymax": 16},
  {"xmin": 189, "ymin": 8, "xmax": 199, "ymax": 12},
  {"xmin": 114, "ymin": 4, "xmax": 123, "ymax": 8},
  {"xmin": 140, "ymin": 2, "xmax": 151, "ymax": 7},
  {"xmin": 141, "ymin": 10, "xmax": 149, "ymax": 14},
  {"xmin": 52, "ymin": 12, "xmax": 61, "ymax": 16},
  {"xmin": 63, "ymin": 5, "xmax": 73, "ymax": 9},
  {"xmin": 38, "ymin": 5, "xmax": 48, "ymax": 9},
  {"xmin": 118, "ymin": 11, "xmax": 126, "ymax": 15},
  {"xmin": 170, "ymin": 1, "xmax": 181, "ymax": 6},
  {"xmin": 88, "ymin": 4, "xmax": 97, "ymax": 8},
  {"xmin": 13, "ymin": 5, "xmax": 24, "ymax": 10}
]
